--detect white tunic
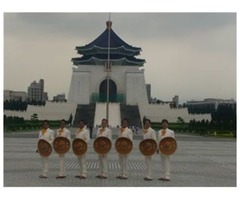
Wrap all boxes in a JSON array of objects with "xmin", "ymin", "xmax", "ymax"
[
  {"xmin": 56, "ymin": 127, "xmax": 71, "ymax": 141},
  {"xmin": 38, "ymin": 128, "xmax": 54, "ymax": 177},
  {"xmin": 38, "ymin": 128, "xmax": 55, "ymax": 144},
  {"xmin": 97, "ymin": 127, "xmax": 112, "ymax": 140},
  {"xmin": 142, "ymin": 127, "xmax": 156, "ymax": 179},
  {"xmin": 96, "ymin": 127, "xmax": 112, "ymax": 177},
  {"xmin": 75, "ymin": 126, "xmax": 90, "ymax": 143},
  {"xmin": 158, "ymin": 128, "xmax": 175, "ymax": 179},
  {"xmin": 118, "ymin": 127, "xmax": 133, "ymax": 141},
  {"xmin": 158, "ymin": 128, "xmax": 175, "ymax": 143},
  {"xmin": 143, "ymin": 127, "xmax": 156, "ymax": 141}
]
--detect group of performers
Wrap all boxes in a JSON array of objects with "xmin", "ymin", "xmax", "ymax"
[{"xmin": 37, "ymin": 118, "xmax": 176, "ymax": 181}]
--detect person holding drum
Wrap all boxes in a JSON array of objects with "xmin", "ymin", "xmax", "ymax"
[
  {"xmin": 116, "ymin": 119, "xmax": 133, "ymax": 180},
  {"xmin": 158, "ymin": 119, "xmax": 175, "ymax": 181},
  {"xmin": 38, "ymin": 120, "xmax": 55, "ymax": 178},
  {"xmin": 74, "ymin": 119, "xmax": 90, "ymax": 179},
  {"xmin": 142, "ymin": 119, "xmax": 156, "ymax": 181},
  {"xmin": 95, "ymin": 118, "xmax": 112, "ymax": 179},
  {"xmin": 55, "ymin": 119, "xmax": 71, "ymax": 179}
]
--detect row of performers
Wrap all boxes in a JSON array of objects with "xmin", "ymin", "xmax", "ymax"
[{"xmin": 37, "ymin": 118, "xmax": 177, "ymax": 181}]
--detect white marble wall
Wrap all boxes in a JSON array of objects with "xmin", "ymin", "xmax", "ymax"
[
  {"xmin": 126, "ymin": 71, "xmax": 148, "ymax": 105},
  {"xmin": 138, "ymin": 103, "xmax": 211, "ymax": 123},
  {"xmin": 68, "ymin": 65, "xmax": 149, "ymax": 105},
  {"xmin": 68, "ymin": 68, "xmax": 90, "ymax": 104},
  {"xmin": 4, "ymin": 102, "xmax": 77, "ymax": 121}
]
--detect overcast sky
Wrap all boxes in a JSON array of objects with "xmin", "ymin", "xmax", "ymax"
[{"xmin": 4, "ymin": 13, "xmax": 236, "ymax": 103}]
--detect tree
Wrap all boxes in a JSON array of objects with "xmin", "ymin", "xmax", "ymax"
[
  {"xmin": 177, "ymin": 117, "xmax": 185, "ymax": 124},
  {"xmin": 211, "ymin": 104, "xmax": 236, "ymax": 131}
]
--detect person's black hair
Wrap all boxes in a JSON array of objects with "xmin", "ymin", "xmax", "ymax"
[
  {"xmin": 60, "ymin": 119, "xmax": 66, "ymax": 123},
  {"xmin": 161, "ymin": 119, "xmax": 169, "ymax": 124},
  {"xmin": 102, "ymin": 118, "xmax": 108, "ymax": 123},
  {"xmin": 79, "ymin": 119, "xmax": 86, "ymax": 125},
  {"xmin": 143, "ymin": 118, "xmax": 151, "ymax": 124},
  {"xmin": 42, "ymin": 120, "xmax": 49, "ymax": 125},
  {"xmin": 122, "ymin": 118, "xmax": 129, "ymax": 124}
]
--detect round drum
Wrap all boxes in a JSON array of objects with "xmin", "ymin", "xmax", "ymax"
[
  {"xmin": 115, "ymin": 137, "xmax": 133, "ymax": 155},
  {"xmin": 159, "ymin": 137, "xmax": 177, "ymax": 155},
  {"xmin": 53, "ymin": 137, "xmax": 71, "ymax": 154},
  {"xmin": 93, "ymin": 137, "xmax": 112, "ymax": 155},
  {"xmin": 38, "ymin": 139, "xmax": 52, "ymax": 157},
  {"xmin": 139, "ymin": 139, "xmax": 157, "ymax": 156},
  {"xmin": 72, "ymin": 138, "xmax": 88, "ymax": 156}
]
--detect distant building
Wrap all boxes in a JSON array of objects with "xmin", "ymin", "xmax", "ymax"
[
  {"xmin": 186, "ymin": 98, "xmax": 236, "ymax": 114},
  {"xmin": 172, "ymin": 95, "xmax": 179, "ymax": 107},
  {"xmin": 187, "ymin": 98, "xmax": 235, "ymax": 109},
  {"xmin": 52, "ymin": 93, "xmax": 66, "ymax": 102},
  {"xmin": 28, "ymin": 79, "xmax": 48, "ymax": 102},
  {"xmin": 4, "ymin": 90, "xmax": 28, "ymax": 101}
]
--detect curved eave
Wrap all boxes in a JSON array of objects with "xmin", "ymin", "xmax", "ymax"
[
  {"xmin": 72, "ymin": 57, "xmax": 145, "ymax": 66},
  {"xmin": 76, "ymin": 45, "xmax": 141, "ymax": 56}
]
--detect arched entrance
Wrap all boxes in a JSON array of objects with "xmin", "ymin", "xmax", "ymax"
[{"xmin": 99, "ymin": 79, "xmax": 117, "ymax": 102}]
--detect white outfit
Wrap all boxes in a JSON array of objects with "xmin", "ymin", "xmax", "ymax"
[
  {"xmin": 117, "ymin": 127, "xmax": 133, "ymax": 178},
  {"xmin": 38, "ymin": 128, "xmax": 55, "ymax": 177},
  {"xmin": 97, "ymin": 127, "xmax": 112, "ymax": 177},
  {"xmin": 75, "ymin": 126, "xmax": 90, "ymax": 177},
  {"xmin": 56, "ymin": 127, "xmax": 71, "ymax": 176},
  {"xmin": 158, "ymin": 128, "xmax": 175, "ymax": 180},
  {"xmin": 143, "ymin": 127, "xmax": 157, "ymax": 179}
]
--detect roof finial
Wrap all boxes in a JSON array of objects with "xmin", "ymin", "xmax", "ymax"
[{"xmin": 106, "ymin": 20, "xmax": 112, "ymax": 29}]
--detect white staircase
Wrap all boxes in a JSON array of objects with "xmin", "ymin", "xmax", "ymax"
[{"xmin": 94, "ymin": 103, "xmax": 121, "ymax": 127}]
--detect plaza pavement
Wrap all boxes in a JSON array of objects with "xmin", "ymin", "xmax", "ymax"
[{"xmin": 4, "ymin": 129, "xmax": 236, "ymax": 187}]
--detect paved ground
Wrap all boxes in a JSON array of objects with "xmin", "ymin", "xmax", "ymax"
[{"xmin": 4, "ymin": 131, "xmax": 236, "ymax": 187}]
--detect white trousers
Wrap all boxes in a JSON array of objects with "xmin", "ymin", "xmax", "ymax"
[
  {"xmin": 58, "ymin": 154, "xmax": 66, "ymax": 176},
  {"xmin": 98, "ymin": 154, "xmax": 108, "ymax": 177},
  {"xmin": 161, "ymin": 154, "xmax": 171, "ymax": 179},
  {"xmin": 118, "ymin": 154, "xmax": 128, "ymax": 177},
  {"xmin": 77, "ymin": 154, "xmax": 87, "ymax": 177},
  {"xmin": 145, "ymin": 156, "xmax": 152, "ymax": 179},
  {"xmin": 40, "ymin": 156, "xmax": 49, "ymax": 176}
]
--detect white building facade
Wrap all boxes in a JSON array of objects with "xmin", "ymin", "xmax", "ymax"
[{"xmin": 68, "ymin": 65, "xmax": 148, "ymax": 105}]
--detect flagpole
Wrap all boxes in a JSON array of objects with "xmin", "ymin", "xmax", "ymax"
[{"xmin": 106, "ymin": 13, "xmax": 111, "ymax": 122}]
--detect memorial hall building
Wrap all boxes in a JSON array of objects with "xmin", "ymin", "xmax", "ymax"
[
  {"xmin": 68, "ymin": 21, "xmax": 148, "ymax": 106},
  {"xmin": 68, "ymin": 21, "xmax": 149, "ymax": 127}
]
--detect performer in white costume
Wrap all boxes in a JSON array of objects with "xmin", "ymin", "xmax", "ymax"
[
  {"xmin": 116, "ymin": 119, "xmax": 133, "ymax": 180},
  {"xmin": 96, "ymin": 119, "xmax": 112, "ymax": 179},
  {"xmin": 38, "ymin": 120, "xmax": 54, "ymax": 178},
  {"xmin": 55, "ymin": 119, "xmax": 71, "ymax": 179},
  {"xmin": 142, "ymin": 119, "xmax": 156, "ymax": 181},
  {"xmin": 74, "ymin": 119, "xmax": 90, "ymax": 179},
  {"xmin": 158, "ymin": 119, "xmax": 175, "ymax": 181}
]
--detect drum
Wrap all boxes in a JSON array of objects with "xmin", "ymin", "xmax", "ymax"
[
  {"xmin": 115, "ymin": 137, "xmax": 133, "ymax": 155},
  {"xmin": 38, "ymin": 139, "xmax": 52, "ymax": 157},
  {"xmin": 72, "ymin": 138, "xmax": 88, "ymax": 156},
  {"xmin": 159, "ymin": 137, "xmax": 177, "ymax": 155},
  {"xmin": 139, "ymin": 139, "xmax": 157, "ymax": 156},
  {"xmin": 53, "ymin": 136, "xmax": 71, "ymax": 154},
  {"xmin": 93, "ymin": 137, "xmax": 112, "ymax": 155}
]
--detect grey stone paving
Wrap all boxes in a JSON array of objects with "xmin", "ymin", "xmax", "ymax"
[{"xmin": 4, "ymin": 132, "xmax": 236, "ymax": 187}]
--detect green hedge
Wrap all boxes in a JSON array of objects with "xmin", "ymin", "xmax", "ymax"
[{"xmin": 4, "ymin": 119, "xmax": 64, "ymax": 132}]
